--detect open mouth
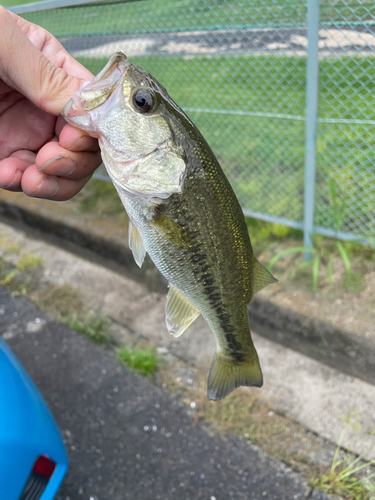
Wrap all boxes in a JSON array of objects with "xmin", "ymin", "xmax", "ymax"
[{"xmin": 61, "ymin": 54, "xmax": 130, "ymax": 131}]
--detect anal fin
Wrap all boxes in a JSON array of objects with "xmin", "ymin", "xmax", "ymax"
[
  {"xmin": 207, "ymin": 350, "xmax": 263, "ymax": 401},
  {"xmin": 166, "ymin": 284, "xmax": 200, "ymax": 337},
  {"xmin": 129, "ymin": 220, "xmax": 146, "ymax": 268}
]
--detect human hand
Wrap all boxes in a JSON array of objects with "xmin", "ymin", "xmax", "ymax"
[{"xmin": 0, "ymin": 6, "xmax": 101, "ymax": 201}]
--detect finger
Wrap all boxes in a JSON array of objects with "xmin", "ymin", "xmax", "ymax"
[
  {"xmin": 0, "ymin": 6, "xmax": 90, "ymax": 115},
  {"xmin": 21, "ymin": 163, "xmax": 93, "ymax": 201},
  {"xmin": 36, "ymin": 142, "xmax": 102, "ymax": 180},
  {"xmin": 0, "ymin": 157, "xmax": 25, "ymax": 191},
  {"xmin": 58, "ymin": 121, "xmax": 100, "ymax": 152},
  {"xmin": 0, "ymin": 80, "xmax": 13, "ymax": 93},
  {"xmin": 0, "ymin": 96, "xmax": 55, "ymax": 159},
  {"xmin": 9, "ymin": 10, "xmax": 93, "ymax": 80},
  {"xmin": 0, "ymin": 150, "xmax": 36, "ymax": 191}
]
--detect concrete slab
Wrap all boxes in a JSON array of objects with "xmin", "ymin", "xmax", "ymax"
[{"xmin": 258, "ymin": 340, "xmax": 375, "ymax": 461}]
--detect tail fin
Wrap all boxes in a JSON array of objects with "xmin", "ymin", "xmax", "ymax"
[{"xmin": 207, "ymin": 351, "xmax": 263, "ymax": 401}]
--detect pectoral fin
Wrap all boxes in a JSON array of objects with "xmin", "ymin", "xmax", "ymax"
[
  {"xmin": 129, "ymin": 220, "xmax": 146, "ymax": 268},
  {"xmin": 152, "ymin": 210, "xmax": 192, "ymax": 248},
  {"xmin": 165, "ymin": 284, "xmax": 200, "ymax": 337},
  {"xmin": 252, "ymin": 258, "xmax": 278, "ymax": 295}
]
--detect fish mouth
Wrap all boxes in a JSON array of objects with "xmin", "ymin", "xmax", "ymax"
[
  {"xmin": 61, "ymin": 53, "xmax": 130, "ymax": 132},
  {"xmin": 78, "ymin": 52, "xmax": 129, "ymax": 105},
  {"xmin": 91, "ymin": 52, "xmax": 129, "ymax": 85},
  {"xmin": 61, "ymin": 99, "xmax": 95, "ymax": 134}
]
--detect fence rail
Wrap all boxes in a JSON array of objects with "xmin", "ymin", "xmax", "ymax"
[{"xmin": 8, "ymin": 0, "xmax": 375, "ymax": 247}]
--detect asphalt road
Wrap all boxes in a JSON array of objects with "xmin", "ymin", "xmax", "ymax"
[
  {"xmin": 62, "ymin": 28, "xmax": 307, "ymax": 57},
  {"xmin": 60, "ymin": 27, "xmax": 375, "ymax": 59},
  {"xmin": 0, "ymin": 286, "xmax": 325, "ymax": 500}
]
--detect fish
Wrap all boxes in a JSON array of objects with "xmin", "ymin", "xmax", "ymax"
[{"xmin": 62, "ymin": 52, "xmax": 277, "ymax": 400}]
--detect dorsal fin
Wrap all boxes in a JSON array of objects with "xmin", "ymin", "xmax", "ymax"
[
  {"xmin": 129, "ymin": 220, "xmax": 146, "ymax": 268},
  {"xmin": 252, "ymin": 258, "xmax": 278, "ymax": 295},
  {"xmin": 165, "ymin": 284, "xmax": 200, "ymax": 337}
]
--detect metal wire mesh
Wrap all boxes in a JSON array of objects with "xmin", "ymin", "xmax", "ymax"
[
  {"xmin": 316, "ymin": 1, "xmax": 375, "ymax": 241},
  {"xmin": 12, "ymin": 0, "xmax": 375, "ymax": 243}
]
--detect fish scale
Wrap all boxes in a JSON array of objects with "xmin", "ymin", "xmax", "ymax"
[{"xmin": 62, "ymin": 52, "xmax": 277, "ymax": 400}]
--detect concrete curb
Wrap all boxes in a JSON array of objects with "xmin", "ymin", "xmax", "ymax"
[
  {"xmin": 1, "ymin": 286, "xmax": 334, "ymax": 500},
  {"xmin": 0, "ymin": 196, "xmax": 373, "ymax": 387}
]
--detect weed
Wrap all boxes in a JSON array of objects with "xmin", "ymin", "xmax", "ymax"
[
  {"xmin": 0, "ymin": 267, "xmax": 19, "ymax": 286},
  {"xmin": 117, "ymin": 345, "xmax": 158, "ymax": 378},
  {"xmin": 268, "ymin": 245, "xmax": 320, "ymax": 291},
  {"xmin": 33, "ymin": 284, "xmax": 84, "ymax": 318},
  {"xmin": 194, "ymin": 385, "xmax": 284, "ymax": 443},
  {"xmin": 340, "ymin": 409, "xmax": 362, "ymax": 433},
  {"xmin": 336, "ymin": 242, "xmax": 352, "ymax": 279},
  {"xmin": 0, "ymin": 253, "xmax": 43, "ymax": 295},
  {"xmin": 16, "ymin": 255, "xmax": 43, "ymax": 271},
  {"xmin": 268, "ymin": 239, "xmax": 358, "ymax": 292},
  {"xmin": 62, "ymin": 313, "xmax": 110, "ymax": 345},
  {"xmin": 33, "ymin": 284, "xmax": 109, "ymax": 344},
  {"xmin": 309, "ymin": 427, "xmax": 375, "ymax": 500},
  {"xmin": 0, "ymin": 236, "xmax": 21, "ymax": 256},
  {"xmin": 328, "ymin": 174, "xmax": 348, "ymax": 232},
  {"xmin": 342, "ymin": 273, "xmax": 366, "ymax": 294}
]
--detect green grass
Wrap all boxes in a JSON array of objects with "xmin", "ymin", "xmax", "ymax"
[
  {"xmin": 309, "ymin": 426, "xmax": 375, "ymax": 500},
  {"xmin": 310, "ymin": 466, "xmax": 375, "ymax": 500},
  {"xmin": 10, "ymin": 0, "xmax": 375, "ymax": 34},
  {"xmin": 16, "ymin": 0, "xmax": 307, "ymax": 35},
  {"xmin": 63, "ymin": 313, "xmax": 110, "ymax": 344},
  {"xmin": 4, "ymin": 0, "xmax": 43, "ymax": 7},
  {"xmin": 77, "ymin": 53, "xmax": 306, "ymax": 222},
  {"xmin": 75, "ymin": 53, "xmax": 375, "ymax": 239},
  {"xmin": 117, "ymin": 345, "xmax": 159, "ymax": 378}
]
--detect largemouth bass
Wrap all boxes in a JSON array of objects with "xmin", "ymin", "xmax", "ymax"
[{"xmin": 62, "ymin": 53, "xmax": 277, "ymax": 400}]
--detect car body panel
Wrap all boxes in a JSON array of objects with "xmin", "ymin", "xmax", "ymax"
[{"xmin": 0, "ymin": 338, "xmax": 68, "ymax": 499}]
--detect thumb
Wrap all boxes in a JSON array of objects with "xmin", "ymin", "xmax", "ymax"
[
  {"xmin": 0, "ymin": 6, "xmax": 89, "ymax": 115},
  {"xmin": 26, "ymin": 61, "xmax": 88, "ymax": 116}
]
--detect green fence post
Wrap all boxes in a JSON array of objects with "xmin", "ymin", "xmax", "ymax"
[{"xmin": 303, "ymin": 0, "xmax": 320, "ymax": 260}]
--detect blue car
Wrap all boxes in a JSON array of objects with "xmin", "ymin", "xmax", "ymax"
[{"xmin": 0, "ymin": 338, "xmax": 68, "ymax": 499}]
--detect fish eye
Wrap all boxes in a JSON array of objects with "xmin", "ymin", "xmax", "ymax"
[{"xmin": 132, "ymin": 89, "xmax": 157, "ymax": 113}]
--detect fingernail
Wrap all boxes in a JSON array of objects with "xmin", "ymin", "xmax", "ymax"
[
  {"xmin": 40, "ymin": 156, "xmax": 76, "ymax": 176},
  {"xmin": 34, "ymin": 176, "xmax": 59, "ymax": 199},
  {"xmin": 3, "ymin": 170, "xmax": 18, "ymax": 189},
  {"xmin": 67, "ymin": 135, "xmax": 92, "ymax": 151}
]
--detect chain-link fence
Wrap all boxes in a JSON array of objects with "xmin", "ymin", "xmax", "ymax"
[{"xmin": 8, "ymin": 0, "xmax": 375, "ymax": 246}]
